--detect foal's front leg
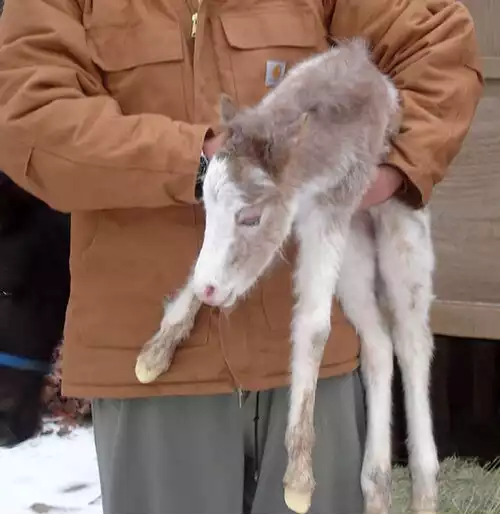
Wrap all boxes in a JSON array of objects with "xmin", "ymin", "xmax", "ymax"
[
  {"xmin": 284, "ymin": 206, "xmax": 352, "ymax": 514},
  {"xmin": 135, "ymin": 277, "xmax": 202, "ymax": 383}
]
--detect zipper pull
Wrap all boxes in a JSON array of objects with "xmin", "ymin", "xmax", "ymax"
[{"xmin": 191, "ymin": 12, "xmax": 198, "ymax": 38}]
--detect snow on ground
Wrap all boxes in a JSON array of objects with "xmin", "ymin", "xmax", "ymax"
[{"xmin": 0, "ymin": 419, "xmax": 102, "ymax": 514}]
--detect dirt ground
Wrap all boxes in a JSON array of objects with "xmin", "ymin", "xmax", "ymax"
[{"xmin": 391, "ymin": 457, "xmax": 500, "ymax": 514}]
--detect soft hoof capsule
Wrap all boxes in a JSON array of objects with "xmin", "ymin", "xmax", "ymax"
[
  {"xmin": 284, "ymin": 487, "xmax": 312, "ymax": 514},
  {"xmin": 135, "ymin": 359, "xmax": 160, "ymax": 384}
]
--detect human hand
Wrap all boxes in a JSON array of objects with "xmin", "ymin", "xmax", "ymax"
[
  {"xmin": 358, "ymin": 165, "xmax": 404, "ymax": 210},
  {"xmin": 202, "ymin": 131, "xmax": 227, "ymax": 160}
]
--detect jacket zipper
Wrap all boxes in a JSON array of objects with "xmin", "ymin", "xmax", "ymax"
[{"xmin": 190, "ymin": 0, "xmax": 203, "ymax": 38}]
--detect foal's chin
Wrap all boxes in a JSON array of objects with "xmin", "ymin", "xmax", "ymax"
[{"xmin": 230, "ymin": 257, "xmax": 282, "ymax": 303}]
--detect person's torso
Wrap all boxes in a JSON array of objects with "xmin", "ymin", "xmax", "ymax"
[
  {"xmin": 63, "ymin": 0, "xmax": 360, "ymax": 397},
  {"xmin": 82, "ymin": 0, "xmax": 332, "ymax": 123}
]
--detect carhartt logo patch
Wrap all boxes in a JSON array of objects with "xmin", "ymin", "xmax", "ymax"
[{"xmin": 265, "ymin": 60, "xmax": 286, "ymax": 87}]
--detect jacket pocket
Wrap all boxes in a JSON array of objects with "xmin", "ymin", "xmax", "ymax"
[
  {"xmin": 218, "ymin": 8, "xmax": 323, "ymax": 107},
  {"xmin": 71, "ymin": 207, "xmax": 211, "ymax": 350},
  {"xmin": 85, "ymin": 19, "xmax": 188, "ymax": 119}
]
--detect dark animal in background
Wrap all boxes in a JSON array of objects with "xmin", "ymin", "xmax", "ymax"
[{"xmin": 0, "ymin": 171, "xmax": 70, "ymax": 447}]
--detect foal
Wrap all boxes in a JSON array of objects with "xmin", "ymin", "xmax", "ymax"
[{"xmin": 135, "ymin": 39, "xmax": 439, "ymax": 514}]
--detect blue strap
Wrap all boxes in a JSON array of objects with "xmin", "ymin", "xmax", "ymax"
[{"xmin": 0, "ymin": 352, "xmax": 52, "ymax": 374}]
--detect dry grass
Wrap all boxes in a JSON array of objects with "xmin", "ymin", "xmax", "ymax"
[{"xmin": 391, "ymin": 457, "xmax": 500, "ymax": 514}]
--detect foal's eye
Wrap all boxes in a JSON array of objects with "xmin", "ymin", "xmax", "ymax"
[
  {"xmin": 238, "ymin": 215, "xmax": 261, "ymax": 227},
  {"xmin": 236, "ymin": 206, "xmax": 262, "ymax": 227}
]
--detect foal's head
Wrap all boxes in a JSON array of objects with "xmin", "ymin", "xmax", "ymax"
[
  {"xmin": 0, "ymin": 174, "xmax": 70, "ymax": 446},
  {"xmin": 192, "ymin": 41, "xmax": 400, "ymax": 309},
  {"xmin": 192, "ymin": 95, "xmax": 306, "ymax": 307}
]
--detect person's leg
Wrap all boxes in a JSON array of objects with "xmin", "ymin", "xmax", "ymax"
[
  {"xmin": 248, "ymin": 371, "xmax": 366, "ymax": 514},
  {"xmin": 92, "ymin": 392, "xmax": 245, "ymax": 514}
]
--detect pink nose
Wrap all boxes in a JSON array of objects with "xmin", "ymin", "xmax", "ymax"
[{"xmin": 204, "ymin": 285, "xmax": 216, "ymax": 299}]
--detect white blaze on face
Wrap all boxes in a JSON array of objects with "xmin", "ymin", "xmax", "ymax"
[
  {"xmin": 193, "ymin": 153, "xmax": 296, "ymax": 308},
  {"xmin": 192, "ymin": 155, "xmax": 243, "ymax": 307}
]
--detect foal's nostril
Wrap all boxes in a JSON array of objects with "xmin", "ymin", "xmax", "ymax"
[{"xmin": 204, "ymin": 285, "xmax": 216, "ymax": 298}]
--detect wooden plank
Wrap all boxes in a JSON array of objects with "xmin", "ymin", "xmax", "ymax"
[
  {"xmin": 431, "ymin": 300, "xmax": 500, "ymax": 340},
  {"xmin": 482, "ymin": 57, "xmax": 500, "ymax": 80},
  {"xmin": 430, "ymin": 81, "xmax": 500, "ymax": 307},
  {"xmin": 463, "ymin": 0, "xmax": 500, "ymax": 59}
]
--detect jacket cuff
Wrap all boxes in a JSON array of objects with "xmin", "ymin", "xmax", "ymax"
[
  {"xmin": 383, "ymin": 151, "xmax": 433, "ymax": 210},
  {"xmin": 175, "ymin": 124, "xmax": 214, "ymax": 205}
]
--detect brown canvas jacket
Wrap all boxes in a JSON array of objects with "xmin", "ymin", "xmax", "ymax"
[{"xmin": 0, "ymin": 0, "xmax": 483, "ymax": 398}]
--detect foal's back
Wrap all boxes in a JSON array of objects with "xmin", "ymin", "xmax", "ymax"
[
  {"xmin": 256, "ymin": 39, "xmax": 400, "ymax": 195},
  {"xmin": 263, "ymin": 39, "xmax": 398, "ymax": 135}
]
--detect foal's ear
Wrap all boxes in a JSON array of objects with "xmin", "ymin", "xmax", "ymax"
[{"xmin": 220, "ymin": 94, "xmax": 238, "ymax": 124}]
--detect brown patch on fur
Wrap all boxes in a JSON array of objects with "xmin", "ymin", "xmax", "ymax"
[
  {"xmin": 283, "ymin": 330, "xmax": 328, "ymax": 494},
  {"xmin": 364, "ymin": 468, "xmax": 392, "ymax": 514},
  {"xmin": 222, "ymin": 121, "xmax": 296, "ymax": 183},
  {"xmin": 137, "ymin": 294, "xmax": 202, "ymax": 378},
  {"xmin": 284, "ymin": 389, "xmax": 316, "ymax": 492},
  {"xmin": 396, "ymin": 239, "xmax": 413, "ymax": 256},
  {"xmin": 409, "ymin": 283, "xmax": 423, "ymax": 311}
]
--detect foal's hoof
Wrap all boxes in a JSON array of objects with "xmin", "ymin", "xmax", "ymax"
[
  {"xmin": 134, "ymin": 327, "xmax": 176, "ymax": 384},
  {"xmin": 284, "ymin": 487, "xmax": 312, "ymax": 514},
  {"xmin": 134, "ymin": 342, "xmax": 168, "ymax": 384},
  {"xmin": 134, "ymin": 355, "xmax": 162, "ymax": 384}
]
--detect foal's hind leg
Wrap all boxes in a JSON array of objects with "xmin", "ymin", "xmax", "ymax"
[
  {"xmin": 337, "ymin": 214, "xmax": 394, "ymax": 514},
  {"xmin": 374, "ymin": 199, "xmax": 438, "ymax": 514}
]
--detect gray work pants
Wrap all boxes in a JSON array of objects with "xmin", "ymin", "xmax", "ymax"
[{"xmin": 92, "ymin": 371, "xmax": 366, "ymax": 514}]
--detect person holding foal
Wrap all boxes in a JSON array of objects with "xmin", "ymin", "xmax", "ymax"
[{"xmin": 0, "ymin": 1, "xmax": 482, "ymax": 513}]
